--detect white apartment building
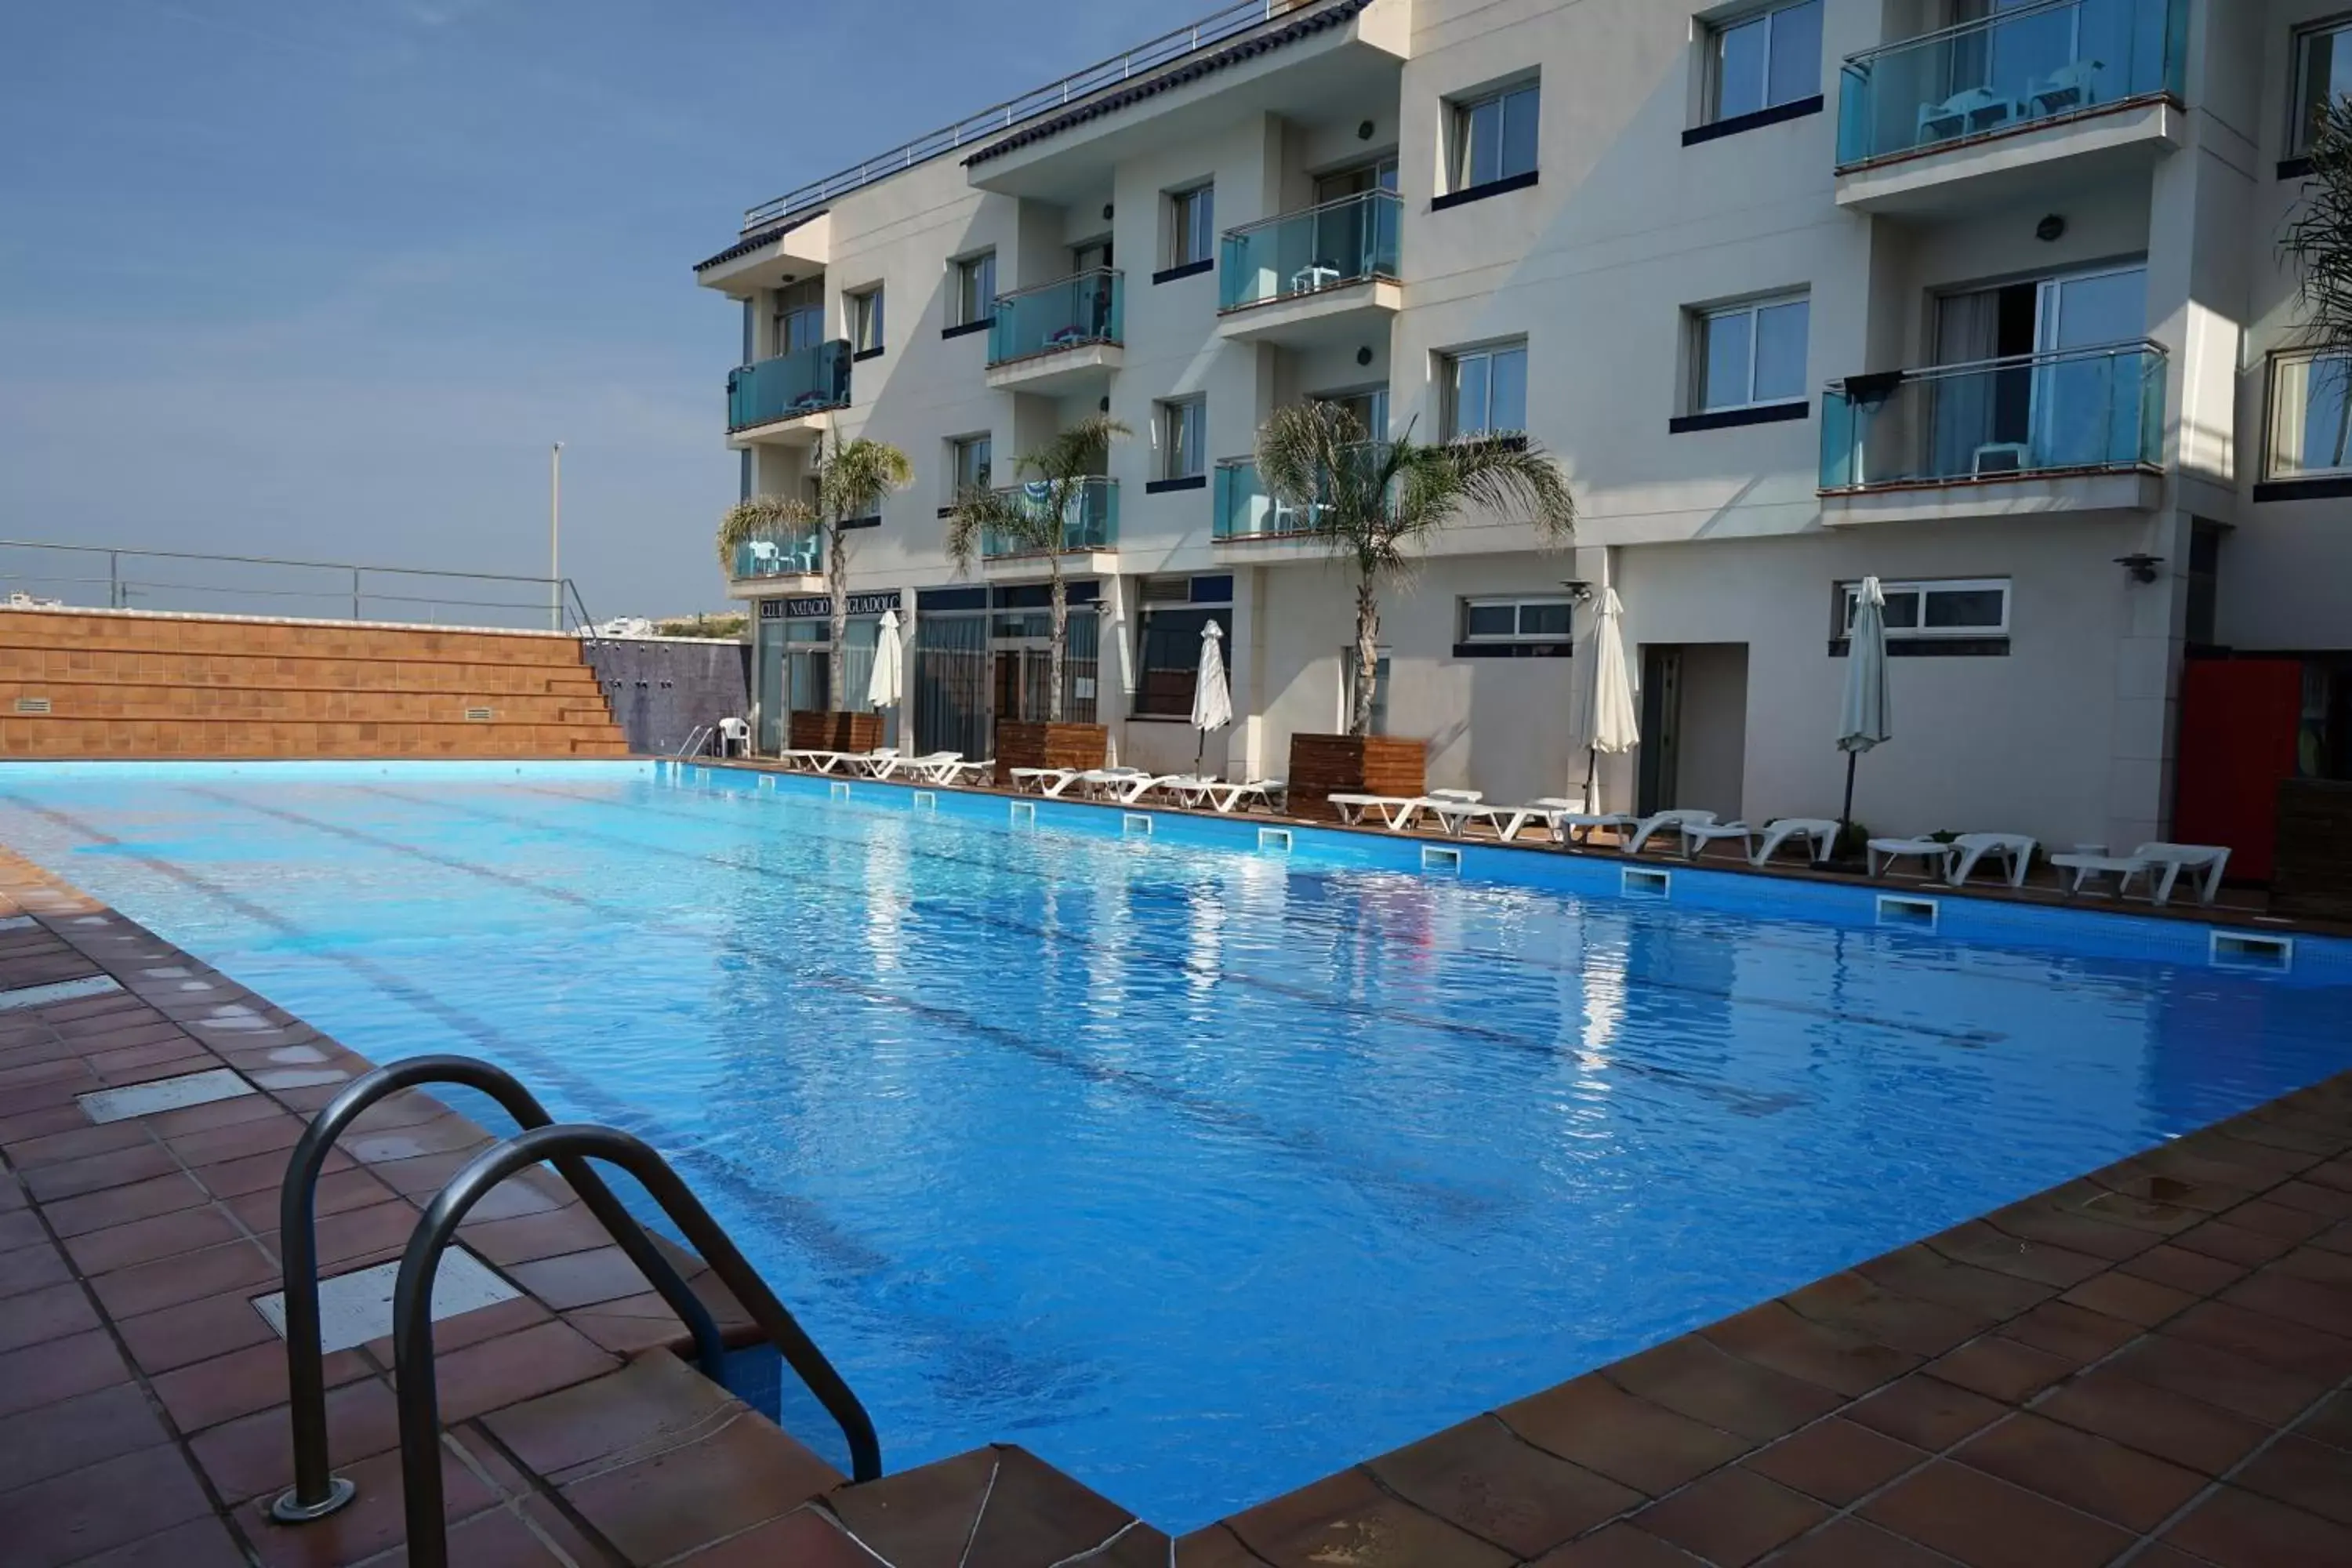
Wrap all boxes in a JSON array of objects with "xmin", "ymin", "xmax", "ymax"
[{"xmin": 695, "ymin": 0, "xmax": 2352, "ymax": 861}]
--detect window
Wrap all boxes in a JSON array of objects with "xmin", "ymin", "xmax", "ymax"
[
  {"xmin": 1450, "ymin": 81, "xmax": 1540, "ymax": 191},
  {"xmin": 1133, "ymin": 575, "xmax": 1234, "ymax": 718},
  {"xmin": 1443, "ymin": 342, "xmax": 1528, "ymax": 440},
  {"xmin": 953, "ymin": 252, "xmax": 996, "ymax": 327},
  {"xmin": 848, "ymin": 286, "xmax": 884, "ymax": 354},
  {"xmin": 1838, "ymin": 579, "xmax": 2012, "ymax": 640},
  {"xmin": 2292, "ymin": 20, "xmax": 2352, "ymax": 156},
  {"xmin": 1697, "ymin": 294, "xmax": 1810, "ymax": 411},
  {"xmin": 1158, "ymin": 397, "xmax": 1207, "ymax": 481},
  {"xmin": 1461, "ymin": 596, "xmax": 1574, "ymax": 644},
  {"xmin": 949, "ymin": 434, "xmax": 993, "ymax": 497},
  {"xmin": 2268, "ymin": 350, "xmax": 2352, "ymax": 479},
  {"xmin": 1710, "ymin": 1, "xmax": 1823, "ymax": 123},
  {"xmin": 1344, "ymin": 648, "xmax": 1392, "ymax": 735},
  {"xmin": 772, "ymin": 279, "xmax": 823, "ymax": 356},
  {"xmin": 1167, "ymin": 185, "xmax": 1214, "ymax": 268}
]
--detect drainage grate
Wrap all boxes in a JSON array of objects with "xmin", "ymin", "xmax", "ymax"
[
  {"xmin": 1622, "ymin": 867, "xmax": 1671, "ymax": 898},
  {"xmin": 463, "ymin": 706, "xmax": 494, "ymax": 721},
  {"xmin": 912, "ymin": 791, "xmax": 938, "ymax": 811},
  {"xmin": 1877, "ymin": 894, "xmax": 1940, "ymax": 931},
  {"xmin": 1009, "ymin": 800, "xmax": 1036, "ymax": 827},
  {"xmin": 2211, "ymin": 930, "xmax": 2293, "ymax": 974},
  {"xmin": 251, "ymin": 1250, "xmax": 518, "ymax": 1355},
  {"xmin": 1421, "ymin": 844, "xmax": 1462, "ymax": 873},
  {"xmin": 1123, "ymin": 813, "xmax": 1153, "ymax": 837},
  {"xmin": 13, "ymin": 696, "xmax": 50, "ymax": 715},
  {"xmin": 79, "ymin": 1067, "xmax": 256, "ymax": 1125},
  {"xmin": 1258, "ymin": 827, "xmax": 1294, "ymax": 854}
]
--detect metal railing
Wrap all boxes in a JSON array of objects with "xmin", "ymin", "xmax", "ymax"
[
  {"xmin": 727, "ymin": 340, "xmax": 852, "ymax": 432},
  {"xmin": 270, "ymin": 1056, "xmax": 725, "ymax": 1524},
  {"xmin": 731, "ymin": 532, "xmax": 824, "ymax": 580},
  {"xmin": 982, "ymin": 477, "xmax": 1120, "ymax": 557},
  {"xmin": 1820, "ymin": 339, "xmax": 2167, "ymax": 493},
  {"xmin": 988, "ymin": 269, "xmax": 1124, "ymax": 367},
  {"xmin": 0, "ymin": 538, "xmax": 602, "ymax": 641},
  {"xmin": 1213, "ymin": 457, "xmax": 1326, "ymax": 539},
  {"xmin": 394, "ymin": 1123, "xmax": 881, "ymax": 1568},
  {"xmin": 1835, "ymin": 0, "xmax": 2185, "ymax": 170},
  {"xmin": 1218, "ymin": 189, "xmax": 1401, "ymax": 312},
  {"xmin": 738, "ymin": 0, "xmax": 1326, "ymax": 233}
]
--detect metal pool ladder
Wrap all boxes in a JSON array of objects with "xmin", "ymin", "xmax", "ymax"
[{"xmin": 271, "ymin": 1055, "xmax": 881, "ymax": 1568}]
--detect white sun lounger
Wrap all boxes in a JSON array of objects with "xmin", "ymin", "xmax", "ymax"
[
  {"xmin": 1751, "ymin": 818, "xmax": 1839, "ymax": 869},
  {"xmin": 1204, "ymin": 778, "xmax": 1285, "ymax": 814},
  {"xmin": 1624, "ymin": 810, "xmax": 1716, "ymax": 856},
  {"xmin": 1553, "ymin": 812, "xmax": 1638, "ymax": 846},
  {"xmin": 921, "ymin": 757, "xmax": 995, "ymax": 786},
  {"xmin": 1008, "ymin": 768, "xmax": 1075, "ymax": 794},
  {"xmin": 1069, "ymin": 767, "xmax": 1150, "ymax": 800},
  {"xmin": 1422, "ymin": 800, "xmax": 1563, "ymax": 842},
  {"xmin": 1096, "ymin": 773, "xmax": 1190, "ymax": 806},
  {"xmin": 870, "ymin": 750, "xmax": 960, "ymax": 780},
  {"xmin": 1946, "ymin": 833, "xmax": 2038, "ymax": 889},
  {"xmin": 1678, "ymin": 821, "xmax": 1759, "ymax": 861},
  {"xmin": 779, "ymin": 748, "xmax": 840, "ymax": 771},
  {"xmin": 1327, "ymin": 793, "xmax": 1425, "ymax": 829},
  {"xmin": 2051, "ymin": 843, "xmax": 2231, "ymax": 907},
  {"xmin": 1867, "ymin": 837, "xmax": 1951, "ymax": 880}
]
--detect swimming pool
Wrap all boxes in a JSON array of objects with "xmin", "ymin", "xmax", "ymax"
[{"xmin": 2, "ymin": 760, "xmax": 2347, "ymax": 1529}]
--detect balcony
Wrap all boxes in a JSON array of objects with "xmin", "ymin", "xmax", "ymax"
[
  {"xmin": 980, "ymin": 477, "xmax": 1120, "ymax": 573},
  {"xmin": 1215, "ymin": 190, "xmax": 1402, "ymax": 350},
  {"xmin": 985, "ymin": 270, "xmax": 1124, "ymax": 393},
  {"xmin": 723, "ymin": 532, "xmax": 824, "ymax": 599},
  {"xmin": 725, "ymin": 342, "xmax": 851, "ymax": 445},
  {"xmin": 1819, "ymin": 340, "xmax": 2166, "ymax": 524},
  {"xmin": 1834, "ymin": 0, "xmax": 2185, "ymax": 216},
  {"xmin": 1213, "ymin": 459, "xmax": 1326, "ymax": 544}
]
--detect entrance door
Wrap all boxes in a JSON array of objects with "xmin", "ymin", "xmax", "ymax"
[
  {"xmin": 1637, "ymin": 644, "xmax": 1748, "ymax": 819},
  {"xmin": 1637, "ymin": 647, "xmax": 1683, "ymax": 816},
  {"xmin": 2034, "ymin": 265, "xmax": 2147, "ymax": 468},
  {"xmin": 2175, "ymin": 659, "xmax": 2304, "ymax": 884}
]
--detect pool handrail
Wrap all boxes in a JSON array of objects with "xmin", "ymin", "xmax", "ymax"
[
  {"xmin": 270, "ymin": 1054, "xmax": 728, "ymax": 1524},
  {"xmin": 392, "ymin": 1123, "xmax": 882, "ymax": 1568}
]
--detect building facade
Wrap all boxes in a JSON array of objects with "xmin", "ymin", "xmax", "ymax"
[{"xmin": 695, "ymin": 0, "xmax": 2352, "ymax": 855}]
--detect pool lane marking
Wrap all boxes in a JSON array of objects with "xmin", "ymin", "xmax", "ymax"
[
  {"xmin": 413, "ymin": 782, "xmax": 1813, "ymax": 1122},
  {"xmin": 2, "ymin": 792, "xmax": 1078, "ymax": 1416},
  {"xmin": 543, "ymin": 778, "xmax": 2008, "ymax": 1051},
  {"xmin": 204, "ymin": 786, "xmax": 1506, "ymax": 1225}
]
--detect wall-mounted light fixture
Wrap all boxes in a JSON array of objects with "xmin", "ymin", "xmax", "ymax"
[
  {"xmin": 1357, "ymin": 120, "xmax": 1376, "ymax": 141},
  {"xmin": 2114, "ymin": 553, "xmax": 2165, "ymax": 584},
  {"xmin": 1356, "ymin": 345, "xmax": 1374, "ymax": 367},
  {"xmin": 1559, "ymin": 579, "xmax": 1595, "ymax": 604},
  {"xmin": 2036, "ymin": 213, "xmax": 2067, "ymax": 243}
]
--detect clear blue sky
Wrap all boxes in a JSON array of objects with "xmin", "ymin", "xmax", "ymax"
[{"xmin": 0, "ymin": 0, "xmax": 1173, "ymax": 619}]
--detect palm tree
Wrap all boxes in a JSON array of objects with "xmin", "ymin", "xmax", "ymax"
[
  {"xmin": 2288, "ymin": 93, "xmax": 2352, "ymax": 353},
  {"xmin": 943, "ymin": 414, "xmax": 1129, "ymax": 724},
  {"xmin": 808, "ymin": 436, "xmax": 916, "ymax": 701},
  {"xmin": 713, "ymin": 492, "xmax": 816, "ymax": 575},
  {"xmin": 1255, "ymin": 403, "xmax": 1576, "ymax": 736}
]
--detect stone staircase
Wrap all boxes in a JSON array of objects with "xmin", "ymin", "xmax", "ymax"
[{"xmin": 0, "ymin": 607, "xmax": 629, "ymax": 758}]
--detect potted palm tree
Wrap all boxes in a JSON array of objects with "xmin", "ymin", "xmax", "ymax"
[
  {"xmin": 716, "ymin": 437, "xmax": 913, "ymax": 755},
  {"xmin": 1254, "ymin": 403, "xmax": 1576, "ymax": 819},
  {"xmin": 945, "ymin": 415, "xmax": 1128, "ymax": 774}
]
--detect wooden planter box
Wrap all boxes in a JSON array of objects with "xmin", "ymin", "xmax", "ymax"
[
  {"xmin": 1286, "ymin": 733, "xmax": 1426, "ymax": 822},
  {"xmin": 995, "ymin": 720, "xmax": 1108, "ymax": 775},
  {"xmin": 788, "ymin": 710, "xmax": 883, "ymax": 754},
  {"xmin": 2274, "ymin": 779, "xmax": 2352, "ymax": 920}
]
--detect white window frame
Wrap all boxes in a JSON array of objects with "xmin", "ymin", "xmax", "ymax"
[
  {"xmin": 953, "ymin": 252, "xmax": 996, "ymax": 326},
  {"xmin": 1840, "ymin": 578, "xmax": 2013, "ymax": 641},
  {"xmin": 2267, "ymin": 348, "xmax": 2352, "ymax": 479},
  {"xmin": 1449, "ymin": 79, "xmax": 1541, "ymax": 191},
  {"xmin": 848, "ymin": 285, "xmax": 884, "ymax": 353},
  {"xmin": 2291, "ymin": 17, "xmax": 2352, "ymax": 156},
  {"xmin": 1708, "ymin": 0, "xmax": 1824, "ymax": 125},
  {"xmin": 949, "ymin": 434, "xmax": 993, "ymax": 495},
  {"xmin": 1695, "ymin": 292, "xmax": 1812, "ymax": 412},
  {"xmin": 1167, "ymin": 183, "xmax": 1215, "ymax": 268},
  {"xmin": 1442, "ymin": 340, "xmax": 1530, "ymax": 441},
  {"xmin": 1157, "ymin": 397, "xmax": 1207, "ymax": 480},
  {"xmin": 1460, "ymin": 595, "xmax": 1576, "ymax": 645}
]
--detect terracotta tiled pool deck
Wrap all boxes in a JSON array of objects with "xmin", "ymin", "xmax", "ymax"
[{"xmin": 4, "ymin": 842, "xmax": 2352, "ymax": 1566}]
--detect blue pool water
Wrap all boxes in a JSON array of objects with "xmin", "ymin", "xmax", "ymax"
[{"xmin": 2, "ymin": 760, "xmax": 2348, "ymax": 1529}]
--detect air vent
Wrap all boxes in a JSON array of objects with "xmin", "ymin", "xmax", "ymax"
[
  {"xmin": 13, "ymin": 697, "xmax": 50, "ymax": 715},
  {"xmin": 1123, "ymin": 812, "xmax": 1153, "ymax": 837},
  {"xmin": 1009, "ymin": 800, "xmax": 1037, "ymax": 827},
  {"xmin": 828, "ymin": 780, "xmax": 851, "ymax": 800},
  {"xmin": 1258, "ymin": 826, "xmax": 1294, "ymax": 854},
  {"xmin": 1622, "ymin": 866, "xmax": 1671, "ymax": 898},
  {"xmin": 1421, "ymin": 845, "xmax": 1461, "ymax": 873},
  {"xmin": 1139, "ymin": 577, "xmax": 1191, "ymax": 603},
  {"xmin": 2212, "ymin": 930, "xmax": 2293, "ymax": 974},
  {"xmin": 757, "ymin": 774, "xmax": 776, "ymax": 789},
  {"xmin": 912, "ymin": 790, "xmax": 938, "ymax": 811},
  {"xmin": 1877, "ymin": 894, "xmax": 1940, "ymax": 931},
  {"xmin": 463, "ymin": 706, "xmax": 494, "ymax": 721}
]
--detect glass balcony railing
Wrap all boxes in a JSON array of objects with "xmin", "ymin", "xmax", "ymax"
[
  {"xmin": 1218, "ymin": 190, "xmax": 1401, "ymax": 313},
  {"xmin": 726, "ymin": 340, "xmax": 851, "ymax": 431},
  {"xmin": 987, "ymin": 270, "xmax": 1123, "ymax": 366},
  {"xmin": 1820, "ymin": 340, "xmax": 2166, "ymax": 493},
  {"xmin": 731, "ymin": 532, "xmax": 823, "ymax": 580},
  {"xmin": 981, "ymin": 477, "xmax": 1120, "ymax": 557},
  {"xmin": 1836, "ymin": 0, "xmax": 2186, "ymax": 171},
  {"xmin": 1213, "ymin": 459, "xmax": 1325, "ymax": 540}
]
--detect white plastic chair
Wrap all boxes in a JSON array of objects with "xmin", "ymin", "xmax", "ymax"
[
  {"xmin": 714, "ymin": 717, "xmax": 751, "ymax": 758},
  {"xmin": 1918, "ymin": 85, "xmax": 2016, "ymax": 143}
]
